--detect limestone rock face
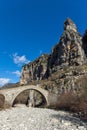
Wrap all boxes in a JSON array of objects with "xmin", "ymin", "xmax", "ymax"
[
  {"xmin": 82, "ymin": 29, "xmax": 87, "ymax": 57},
  {"xmin": 49, "ymin": 18, "xmax": 85, "ymax": 67},
  {"xmin": 20, "ymin": 54, "xmax": 49, "ymax": 84},
  {"xmin": 64, "ymin": 18, "xmax": 77, "ymax": 32},
  {"xmin": 20, "ymin": 18, "xmax": 86, "ymax": 85}
]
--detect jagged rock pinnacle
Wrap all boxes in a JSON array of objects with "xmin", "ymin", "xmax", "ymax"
[
  {"xmin": 49, "ymin": 18, "xmax": 85, "ymax": 67},
  {"xmin": 64, "ymin": 18, "xmax": 77, "ymax": 32},
  {"xmin": 20, "ymin": 18, "xmax": 86, "ymax": 85}
]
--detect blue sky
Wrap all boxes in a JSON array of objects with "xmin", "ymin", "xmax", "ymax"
[{"xmin": 0, "ymin": 0, "xmax": 87, "ymax": 86}]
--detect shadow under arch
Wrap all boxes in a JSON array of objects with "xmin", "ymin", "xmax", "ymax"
[
  {"xmin": 12, "ymin": 89, "xmax": 47, "ymax": 108},
  {"xmin": 0, "ymin": 94, "xmax": 5, "ymax": 108}
]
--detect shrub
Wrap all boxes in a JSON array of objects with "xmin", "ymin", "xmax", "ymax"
[{"xmin": 57, "ymin": 76, "xmax": 87, "ymax": 121}]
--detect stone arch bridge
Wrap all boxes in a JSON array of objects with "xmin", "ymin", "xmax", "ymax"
[{"xmin": 0, "ymin": 85, "xmax": 58, "ymax": 108}]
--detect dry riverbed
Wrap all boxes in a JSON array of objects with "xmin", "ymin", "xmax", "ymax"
[{"xmin": 0, "ymin": 105, "xmax": 87, "ymax": 130}]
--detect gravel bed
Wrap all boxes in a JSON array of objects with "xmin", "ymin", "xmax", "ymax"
[{"xmin": 0, "ymin": 105, "xmax": 87, "ymax": 130}]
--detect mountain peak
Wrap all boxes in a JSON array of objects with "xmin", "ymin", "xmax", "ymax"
[
  {"xmin": 64, "ymin": 18, "xmax": 77, "ymax": 32},
  {"xmin": 20, "ymin": 18, "xmax": 86, "ymax": 85}
]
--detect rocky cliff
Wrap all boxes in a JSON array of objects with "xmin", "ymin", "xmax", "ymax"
[
  {"xmin": 49, "ymin": 18, "xmax": 85, "ymax": 68},
  {"xmin": 20, "ymin": 54, "xmax": 50, "ymax": 84},
  {"xmin": 82, "ymin": 29, "xmax": 87, "ymax": 57},
  {"xmin": 20, "ymin": 18, "xmax": 87, "ymax": 85}
]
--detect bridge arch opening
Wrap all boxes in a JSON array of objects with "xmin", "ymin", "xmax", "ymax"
[{"xmin": 12, "ymin": 89, "xmax": 47, "ymax": 108}]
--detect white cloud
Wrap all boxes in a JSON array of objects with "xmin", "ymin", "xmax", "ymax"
[
  {"xmin": 12, "ymin": 70, "xmax": 21, "ymax": 77},
  {"xmin": 0, "ymin": 78, "xmax": 10, "ymax": 86},
  {"xmin": 13, "ymin": 53, "xmax": 30, "ymax": 66}
]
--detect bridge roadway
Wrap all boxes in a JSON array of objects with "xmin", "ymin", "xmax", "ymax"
[{"xmin": 0, "ymin": 85, "xmax": 58, "ymax": 108}]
